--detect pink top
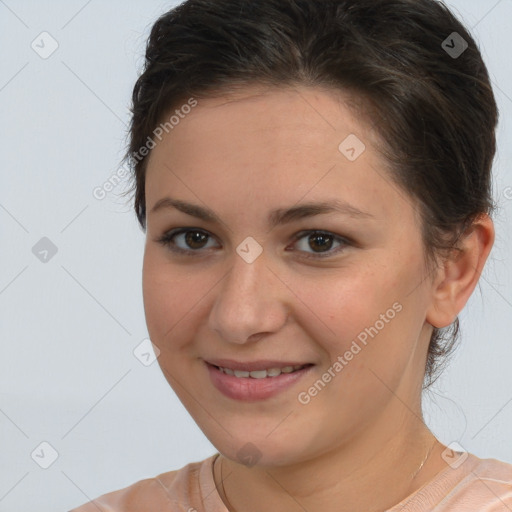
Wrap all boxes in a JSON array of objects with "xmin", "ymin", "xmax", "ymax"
[{"xmin": 70, "ymin": 452, "xmax": 512, "ymax": 511}]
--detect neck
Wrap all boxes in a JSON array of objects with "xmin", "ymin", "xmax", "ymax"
[{"xmin": 214, "ymin": 417, "xmax": 448, "ymax": 512}]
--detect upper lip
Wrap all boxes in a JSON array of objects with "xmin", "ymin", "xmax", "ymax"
[{"xmin": 205, "ymin": 359, "xmax": 313, "ymax": 372}]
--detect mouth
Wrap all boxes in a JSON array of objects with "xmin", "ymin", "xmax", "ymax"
[
  {"xmin": 210, "ymin": 363, "xmax": 311, "ymax": 378},
  {"xmin": 204, "ymin": 360, "xmax": 315, "ymax": 401}
]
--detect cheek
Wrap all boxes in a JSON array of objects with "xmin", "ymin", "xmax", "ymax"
[
  {"xmin": 142, "ymin": 247, "xmax": 229, "ymax": 360},
  {"xmin": 300, "ymin": 259, "xmax": 424, "ymax": 380},
  {"xmin": 142, "ymin": 250, "xmax": 197, "ymax": 348},
  {"xmin": 302, "ymin": 266, "xmax": 402, "ymax": 345}
]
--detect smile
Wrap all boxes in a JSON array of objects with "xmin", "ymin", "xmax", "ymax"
[
  {"xmin": 205, "ymin": 361, "xmax": 315, "ymax": 401},
  {"xmin": 216, "ymin": 364, "xmax": 308, "ymax": 378}
]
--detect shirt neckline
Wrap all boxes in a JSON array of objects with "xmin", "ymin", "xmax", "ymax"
[{"xmin": 201, "ymin": 452, "xmax": 480, "ymax": 512}]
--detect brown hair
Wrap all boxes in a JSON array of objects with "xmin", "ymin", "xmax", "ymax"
[{"xmin": 124, "ymin": 0, "xmax": 498, "ymax": 389}]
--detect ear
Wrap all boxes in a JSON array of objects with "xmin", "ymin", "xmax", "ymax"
[{"xmin": 426, "ymin": 214, "xmax": 495, "ymax": 329}]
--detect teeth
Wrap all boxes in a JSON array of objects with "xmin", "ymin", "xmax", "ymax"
[
  {"xmin": 249, "ymin": 370, "xmax": 267, "ymax": 379},
  {"xmin": 218, "ymin": 364, "xmax": 306, "ymax": 378}
]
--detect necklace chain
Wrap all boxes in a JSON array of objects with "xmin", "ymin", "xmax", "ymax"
[
  {"xmin": 219, "ymin": 454, "xmax": 235, "ymax": 512},
  {"xmin": 215, "ymin": 440, "xmax": 437, "ymax": 512},
  {"xmin": 410, "ymin": 438, "xmax": 437, "ymax": 480}
]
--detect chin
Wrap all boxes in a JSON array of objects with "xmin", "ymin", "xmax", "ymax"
[{"xmin": 205, "ymin": 427, "xmax": 311, "ymax": 468}]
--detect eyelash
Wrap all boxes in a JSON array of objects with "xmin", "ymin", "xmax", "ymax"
[{"xmin": 155, "ymin": 228, "xmax": 352, "ymax": 259}]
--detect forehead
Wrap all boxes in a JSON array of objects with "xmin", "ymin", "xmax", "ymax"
[
  {"xmin": 165, "ymin": 85, "xmax": 374, "ymax": 151},
  {"xmin": 145, "ymin": 85, "xmax": 417, "ymax": 226}
]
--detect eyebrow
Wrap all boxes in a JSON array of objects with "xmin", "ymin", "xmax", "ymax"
[{"xmin": 149, "ymin": 197, "xmax": 375, "ymax": 228}]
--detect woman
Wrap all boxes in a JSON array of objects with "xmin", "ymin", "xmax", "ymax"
[{"xmin": 71, "ymin": 0, "xmax": 512, "ymax": 510}]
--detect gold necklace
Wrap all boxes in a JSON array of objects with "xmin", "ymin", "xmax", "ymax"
[
  {"xmin": 410, "ymin": 438, "xmax": 437, "ymax": 481},
  {"xmin": 219, "ymin": 454, "xmax": 236, "ymax": 512},
  {"xmin": 215, "ymin": 441, "xmax": 437, "ymax": 512}
]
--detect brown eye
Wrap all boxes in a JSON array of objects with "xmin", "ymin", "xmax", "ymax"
[
  {"xmin": 307, "ymin": 233, "xmax": 334, "ymax": 253},
  {"xmin": 184, "ymin": 230, "xmax": 209, "ymax": 249},
  {"xmin": 290, "ymin": 230, "xmax": 349, "ymax": 259},
  {"xmin": 156, "ymin": 228, "xmax": 219, "ymax": 255}
]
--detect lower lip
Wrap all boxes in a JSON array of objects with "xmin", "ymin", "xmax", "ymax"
[{"xmin": 205, "ymin": 362, "xmax": 314, "ymax": 401}]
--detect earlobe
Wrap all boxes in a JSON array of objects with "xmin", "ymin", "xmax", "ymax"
[{"xmin": 426, "ymin": 214, "xmax": 495, "ymax": 329}]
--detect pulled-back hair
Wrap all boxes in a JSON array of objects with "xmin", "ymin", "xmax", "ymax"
[{"xmin": 125, "ymin": 0, "xmax": 498, "ymax": 389}]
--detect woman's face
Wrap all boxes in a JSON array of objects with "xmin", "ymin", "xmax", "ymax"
[{"xmin": 142, "ymin": 86, "xmax": 437, "ymax": 466}]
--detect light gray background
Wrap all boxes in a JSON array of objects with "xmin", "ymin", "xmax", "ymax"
[{"xmin": 1, "ymin": 1, "xmax": 511, "ymax": 510}]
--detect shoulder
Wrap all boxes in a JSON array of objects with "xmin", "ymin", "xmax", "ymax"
[
  {"xmin": 68, "ymin": 474, "xmax": 181, "ymax": 512},
  {"xmin": 69, "ymin": 456, "xmax": 214, "ymax": 512},
  {"xmin": 472, "ymin": 455, "xmax": 512, "ymax": 480},
  {"xmin": 447, "ymin": 455, "xmax": 512, "ymax": 511}
]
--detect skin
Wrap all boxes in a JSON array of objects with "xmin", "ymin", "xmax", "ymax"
[{"xmin": 142, "ymin": 85, "xmax": 494, "ymax": 512}]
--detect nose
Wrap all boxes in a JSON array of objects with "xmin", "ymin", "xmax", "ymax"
[{"xmin": 208, "ymin": 249, "xmax": 290, "ymax": 345}]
